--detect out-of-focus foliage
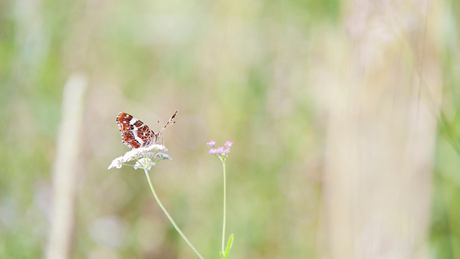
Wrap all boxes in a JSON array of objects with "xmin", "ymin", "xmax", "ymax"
[
  {"xmin": 0, "ymin": 0, "xmax": 459, "ymax": 258},
  {"xmin": 431, "ymin": 1, "xmax": 460, "ymax": 257}
]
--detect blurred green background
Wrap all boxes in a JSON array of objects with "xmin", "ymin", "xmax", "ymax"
[{"xmin": 1, "ymin": 0, "xmax": 460, "ymax": 258}]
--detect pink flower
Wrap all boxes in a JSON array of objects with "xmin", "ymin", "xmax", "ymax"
[
  {"xmin": 207, "ymin": 140, "xmax": 216, "ymax": 147},
  {"xmin": 216, "ymin": 146, "xmax": 224, "ymax": 154},
  {"xmin": 208, "ymin": 141, "xmax": 232, "ymax": 158}
]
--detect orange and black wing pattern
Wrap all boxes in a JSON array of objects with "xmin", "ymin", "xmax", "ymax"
[{"xmin": 116, "ymin": 112, "xmax": 155, "ymax": 149}]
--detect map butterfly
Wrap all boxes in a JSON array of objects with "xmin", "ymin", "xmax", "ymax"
[{"xmin": 116, "ymin": 110, "xmax": 178, "ymax": 149}]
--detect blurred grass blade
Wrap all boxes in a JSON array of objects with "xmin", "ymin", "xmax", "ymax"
[
  {"xmin": 438, "ymin": 110, "xmax": 460, "ymax": 155},
  {"xmin": 45, "ymin": 73, "xmax": 88, "ymax": 259}
]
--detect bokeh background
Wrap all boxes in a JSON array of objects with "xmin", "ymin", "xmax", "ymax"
[{"xmin": 1, "ymin": 0, "xmax": 460, "ymax": 258}]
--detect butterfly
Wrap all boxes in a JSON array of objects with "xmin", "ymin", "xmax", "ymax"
[{"xmin": 116, "ymin": 110, "xmax": 178, "ymax": 149}]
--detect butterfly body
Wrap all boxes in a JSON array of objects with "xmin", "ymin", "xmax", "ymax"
[{"xmin": 116, "ymin": 110, "xmax": 178, "ymax": 149}]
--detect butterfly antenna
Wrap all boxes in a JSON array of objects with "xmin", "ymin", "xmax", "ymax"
[{"xmin": 160, "ymin": 109, "xmax": 178, "ymax": 133}]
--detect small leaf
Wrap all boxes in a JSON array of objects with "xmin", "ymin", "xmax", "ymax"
[
  {"xmin": 219, "ymin": 251, "xmax": 225, "ymax": 259},
  {"xmin": 225, "ymin": 234, "xmax": 234, "ymax": 258}
]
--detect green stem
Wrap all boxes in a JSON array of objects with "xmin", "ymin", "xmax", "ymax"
[
  {"xmin": 221, "ymin": 160, "xmax": 227, "ymax": 253},
  {"xmin": 143, "ymin": 169, "xmax": 205, "ymax": 259}
]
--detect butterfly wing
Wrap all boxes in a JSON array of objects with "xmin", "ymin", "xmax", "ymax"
[{"xmin": 116, "ymin": 112, "xmax": 155, "ymax": 149}]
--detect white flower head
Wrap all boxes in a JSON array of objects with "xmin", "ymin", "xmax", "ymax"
[
  {"xmin": 108, "ymin": 157, "xmax": 124, "ymax": 169},
  {"xmin": 108, "ymin": 144, "xmax": 170, "ymax": 170},
  {"xmin": 134, "ymin": 157, "xmax": 154, "ymax": 171},
  {"xmin": 154, "ymin": 152, "xmax": 172, "ymax": 160}
]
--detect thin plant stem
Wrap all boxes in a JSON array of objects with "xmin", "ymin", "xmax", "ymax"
[
  {"xmin": 143, "ymin": 168, "xmax": 205, "ymax": 259},
  {"xmin": 221, "ymin": 159, "xmax": 227, "ymax": 253}
]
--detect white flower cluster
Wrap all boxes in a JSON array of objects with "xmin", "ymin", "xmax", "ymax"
[{"xmin": 108, "ymin": 144, "xmax": 171, "ymax": 171}]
